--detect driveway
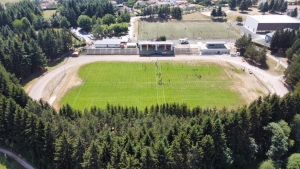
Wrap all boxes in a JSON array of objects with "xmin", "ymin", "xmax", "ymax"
[
  {"xmin": 71, "ymin": 27, "xmax": 95, "ymax": 44},
  {"xmin": 233, "ymin": 22, "xmax": 270, "ymax": 47}
]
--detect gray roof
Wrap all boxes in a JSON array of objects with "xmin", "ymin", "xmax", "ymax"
[
  {"xmin": 138, "ymin": 41, "xmax": 174, "ymax": 45},
  {"xmin": 248, "ymin": 15, "xmax": 300, "ymax": 23},
  {"xmin": 205, "ymin": 41, "xmax": 227, "ymax": 45},
  {"xmin": 94, "ymin": 39, "xmax": 122, "ymax": 45}
]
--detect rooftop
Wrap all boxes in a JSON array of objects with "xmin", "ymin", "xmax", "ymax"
[
  {"xmin": 94, "ymin": 39, "xmax": 122, "ymax": 45},
  {"xmin": 205, "ymin": 41, "xmax": 227, "ymax": 45},
  {"xmin": 139, "ymin": 41, "xmax": 174, "ymax": 45},
  {"xmin": 248, "ymin": 15, "xmax": 300, "ymax": 23}
]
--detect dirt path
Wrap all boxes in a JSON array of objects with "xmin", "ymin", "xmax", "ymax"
[{"xmin": 0, "ymin": 147, "xmax": 35, "ymax": 169}]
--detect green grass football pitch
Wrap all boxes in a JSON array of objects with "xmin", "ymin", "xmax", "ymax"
[
  {"xmin": 60, "ymin": 61, "xmax": 246, "ymax": 110},
  {"xmin": 137, "ymin": 21, "xmax": 241, "ymax": 40}
]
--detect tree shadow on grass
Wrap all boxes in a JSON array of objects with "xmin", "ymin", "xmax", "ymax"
[
  {"xmin": 239, "ymin": 11, "xmax": 249, "ymax": 14},
  {"xmin": 212, "ymin": 18, "xmax": 227, "ymax": 22},
  {"xmin": 245, "ymin": 58, "xmax": 269, "ymax": 70}
]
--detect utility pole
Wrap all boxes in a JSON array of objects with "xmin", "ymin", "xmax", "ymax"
[
  {"xmin": 156, "ymin": 22, "xmax": 158, "ymax": 38},
  {"xmin": 227, "ymin": 27, "xmax": 230, "ymax": 40}
]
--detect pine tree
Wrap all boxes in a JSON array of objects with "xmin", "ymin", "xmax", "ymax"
[
  {"xmin": 82, "ymin": 140, "xmax": 100, "ymax": 169},
  {"xmin": 211, "ymin": 9, "xmax": 217, "ymax": 18},
  {"xmin": 199, "ymin": 135, "xmax": 215, "ymax": 169},
  {"xmin": 155, "ymin": 141, "xmax": 169, "ymax": 169},
  {"xmin": 72, "ymin": 137, "xmax": 85, "ymax": 169},
  {"xmin": 201, "ymin": 117, "xmax": 213, "ymax": 138},
  {"xmin": 35, "ymin": 119, "xmax": 46, "ymax": 162},
  {"xmin": 291, "ymin": 8, "xmax": 298, "ymax": 17},
  {"xmin": 169, "ymin": 140, "xmax": 183, "ymax": 169},
  {"xmin": 239, "ymin": 0, "xmax": 248, "ymax": 12},
  {"xmin": 100, "ymin": 142, "xmax": 111, "ymax": 168},
  {"xmin": 263, "ymin": 2, "xmax": 269, "ymax": 13},
  {"xmin": 280, "ymin": 1, "xmax": 288, "ymax": 13},
  {"xmin": 269, "ymin": 0, "xmax": 275, "ymax": 12},
  {"xmin": 5, "ymin": 98, "xmax": 17, "ymax": 144},
  {"xmin": 141, "ymin": 147, "xmax": 155, "ymax": 169},
  {"xmin": 0, "ymin": 96, "xmax": 6, "ymax": 144},
  {"xmin": 54, "ymin": 133, "xmax": 74, "ymax": 169},
  {"xmin": 44, "ymin": 124, "xmax": 55, "ymax": 169},
  {"xmin": 217, "ymin": 6, "xmax": 222, "ymax": 17},
  {"xmin": 111, "ymin": 144, "xmax": 122, "ymax": 168},
  {"xmin": 212, "ymin": 119, "xmax": 233, "ymax": 169}
]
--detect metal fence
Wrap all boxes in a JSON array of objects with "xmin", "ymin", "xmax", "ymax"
[
  {"xmin": 174, "ymin": 48, "xmax": 199, "ymax": 55},
  {"xmin": 87, "ymin": 48, "xmax": 139, "ymax": 55}
]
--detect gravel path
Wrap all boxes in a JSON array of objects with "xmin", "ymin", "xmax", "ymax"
[
  {"xmin": 0, "ymin": 147, "xmax": 35, "ymax": 169},
  {"xmin": 28, "ymin": 55, "xmax": 289, "ymax": 102}
]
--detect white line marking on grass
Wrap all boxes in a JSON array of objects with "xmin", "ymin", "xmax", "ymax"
[
  {"xmin": 159, "ymin": 62, "xmax": 166, "ymax": 104},
  {"xmin": 154, "ymin": 61, "xmax": 159, "ymax": 104},
  {"xmin": 217, "ymin": 60, "xmax": 250, "ymax": 104},
  {"xmin": 73, "ymin": 63, "xmax": 95, "ymax": 105},
  {"xmin": 225, "ymin": 98, "xmax": 230, "ymax": 107}
]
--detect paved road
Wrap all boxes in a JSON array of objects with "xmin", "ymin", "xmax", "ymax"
[
  {"xmin": 233, "ymin": 22, "xmax": 270, "ymax": 47},
  {"xmin": 28, "ymin": 55, "xmax": 289, "ymax": 102},
  {"xmin": 0, "ymin": 147, "xmax": 35, "ymax": 169}
]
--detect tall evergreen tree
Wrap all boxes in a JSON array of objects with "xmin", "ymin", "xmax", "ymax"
[
  {"xmin": 82, "ymin": 141, "xmax": 100, "ymax": 169},
  {"xmin": 212, "ymin": 119, "xmax": 232, "ymax": 169},
  {"xmin": 54, "ymin": 133, "xmax": 74, "ymax": 169}
]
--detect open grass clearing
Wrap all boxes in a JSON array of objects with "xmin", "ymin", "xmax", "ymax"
[
  {"xmin": 137, "ymin": 21, "xmax": 240, "ymax": 40},
  {"xmin": 60, "ymin": 61, "xmax": 251, "ymax": 110},
  {"xmin": 226, "ymin": 12, "xmax": 247, "ymax": 22},
  {"xmin": 43, "ymin": 10, "xmax": 56, "ymax": 19}
]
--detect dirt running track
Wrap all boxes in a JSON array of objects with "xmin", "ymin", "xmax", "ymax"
[
  {"xmin": 28, "ymin": 55, "xmax": 289, "ymax": 103},
  {"xmin": 0, "ymin": 147, "xmax": 35, "ymax": 169}
]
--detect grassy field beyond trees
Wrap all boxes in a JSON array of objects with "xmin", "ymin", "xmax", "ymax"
[
  {"xmin": 60, "ymin": 61, "xmax": 246, "ymax": 110},
  {"xmin": 137, "ymin": 21, "xmax": 240, "ymax": 40}
]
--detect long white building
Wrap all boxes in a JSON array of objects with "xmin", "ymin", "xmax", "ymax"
[{"xmin": 245, "ymin": 15, "xmax": 300, "ymax": 33}]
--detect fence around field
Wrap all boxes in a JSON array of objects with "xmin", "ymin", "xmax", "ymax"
[
  {"xmin": 174, "ymin": 48, "xmax": 199, "ymax": 55},
  {"xmin": 46, "ymin": 70, "xmax": 66, "ymax": 98},
  {"xmin": 252, "ymin": 71, "xmax": 276, "ymax": 94},
  {"xmin": 87, "ymin": 48, "xmax": 139, "ymax": 55}
]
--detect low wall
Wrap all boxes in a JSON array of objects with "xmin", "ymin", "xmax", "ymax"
[{"xmin": 87, "ymin": 48, "xmax": 139, "ymax": 55}]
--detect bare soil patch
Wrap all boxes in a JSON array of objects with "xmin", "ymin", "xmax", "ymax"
[
  {"xmin": 222, "ymin": 61, "xmax": 269, "ymax": 104},
  {"xmin": 42, "ymin": 65, "xmax": 83, "ymax": 110}
]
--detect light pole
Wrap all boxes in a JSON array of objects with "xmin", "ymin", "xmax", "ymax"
[
  {"xmin": 156, "ymin": 22, "xmax": 158, "ymax": 38},
  {"xmin": 227, "ymin": 27, "xmax": 230, "ymax": 40}
]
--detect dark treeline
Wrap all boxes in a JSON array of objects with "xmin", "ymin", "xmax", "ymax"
[
  {"xmin": 141, "ymin": 6, "xmax": 182, "ymax": 19},
  {"xmin": 1, "ymin": 59, "xmax": 300, "ymax": 168},
  {"xmin": 0, "ymin": 0, "xmax": 73, "ymax": 80},
  {"xmin": 269, "ymin": 28, "xmax": 300, "ymax": 88},
  {"xmin": 56, "ymin": 0, "xmax": 114, "ymax": 27}
]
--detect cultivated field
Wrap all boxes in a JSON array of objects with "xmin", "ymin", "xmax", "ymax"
[
  {"xmin": 60, "ymin": 61, "xmax": 248, "ymax": 110},
  {"xmin": 137, "ymin": 21, "xmax": 241, "ymax": 40}
]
